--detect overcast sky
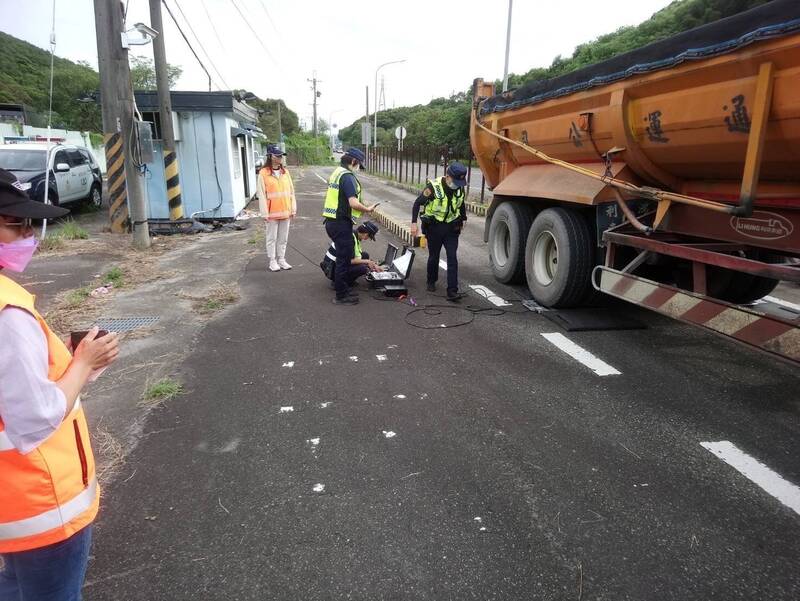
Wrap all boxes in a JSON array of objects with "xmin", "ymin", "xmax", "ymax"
[{"xmin": 2, "ymin": 0, "xmax": 672, "ymax": 132}]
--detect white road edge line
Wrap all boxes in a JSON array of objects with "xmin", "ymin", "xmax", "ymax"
[
  {"xmin": 701, "ymin": 441, "xmax": 800, "ymax": 515},
  {"xmin": 469, "ymin": 284, "xmax": 512, "ymax": 307},
  {"xmin": 439, "ymin": 260, "xmax": 448, "ymax": 271},
  {"xmin": 312, "ymin": 171, "xmax": 327, "ymax": 183},
  {"xmin": 763, "ymin": 295, "xmax": 800, "ymax": 313},
  {"xmin": 540, "ymin": 332, "xmax": 621, "ymax": 376}
]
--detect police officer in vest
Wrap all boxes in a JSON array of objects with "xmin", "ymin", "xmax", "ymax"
[
  {"xmin": 322, "ymin": 148, "xmax": 378, "ymax": 305},
  {"xmin": 410, "ymin": 162, "xmax": 468, "ymax": 301},
  {"xmin": 0, "ymin": 169, "xmax": 120, "ymax": 598},
  {"xmin": 320, "ymin": 221, "xmax": 381, "ymax": 288}
]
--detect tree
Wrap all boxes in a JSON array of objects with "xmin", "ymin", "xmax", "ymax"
[{"xmin": 129, "ymin": 56, "xmax": 182, "ymax": 91}]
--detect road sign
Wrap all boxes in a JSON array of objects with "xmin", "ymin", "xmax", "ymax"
[
  {"xmin": 361, "ymin": 123, "xmax": 372, "ymax": 144},
  {"xmin": 395, "ymin": 126, "xmax": 407, "ymax": 140}
]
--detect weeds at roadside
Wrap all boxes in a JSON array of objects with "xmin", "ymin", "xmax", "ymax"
[
  {"xmin": 140, "ymin": 377, "xmax": 184, "ymax": 408},
  {"xmin": 94, "ymin": 426, "xmax": 126, "ymax": 483},
  {"xmin": 38, "ymin": 235, "xmax": 66, "ymax": 252},
  {"xmin": 57, "ymin": 219, "xmax": 90, "ymax": 240},
  {"xmin": 104, "ymin": 266, "xmax": 125, "ymax": 288},
  {"xmin": 179, "ymin": 281, "xmax": 241, "ymax": 315},
  {"xmin": 66, "ymin": 286, "xmax": 91, "ymax": 307},
  {"xmin": 248, "ymin": 228, "xmax": 265, "ymax": 246}
]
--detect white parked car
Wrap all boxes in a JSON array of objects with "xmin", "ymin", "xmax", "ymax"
[{"xmin": 0, "ymin": 143, "xmax": 103, "ymax": 208}]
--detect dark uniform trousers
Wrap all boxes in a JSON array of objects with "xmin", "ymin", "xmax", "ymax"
[
  {"xmin": 425, "ymin": 220, "xmax": 460, "ymax": 293},
  {"xmin": 325, "ymin": 219, "xmax": 357, "ymax": 298}
]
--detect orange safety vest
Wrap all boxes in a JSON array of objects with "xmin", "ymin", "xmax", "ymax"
[
  {"xmin": 260, "ymin": 167, "xmax": 296, "ymax": 221},
  {"xmin": 0, "ymin": 274, "xmax": 99, "ymax": 553}
]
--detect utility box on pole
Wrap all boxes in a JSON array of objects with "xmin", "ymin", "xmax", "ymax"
[{"xmin": 93, "ymin": 0, "xmax": 150, "ymax": 248}]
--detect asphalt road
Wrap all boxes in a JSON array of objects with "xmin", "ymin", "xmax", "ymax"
[{"xmin": 85, "ymin": 167, "xmax": 800, "ymax": 600}]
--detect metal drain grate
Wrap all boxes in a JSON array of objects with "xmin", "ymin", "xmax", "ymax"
[{"xmin": 93, "ymin": 316, "xmax": 160, "ymax": 333}]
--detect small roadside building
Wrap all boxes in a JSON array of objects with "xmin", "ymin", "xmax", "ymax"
[{"xmin": 134, "ymin": 91, "xmax": 262, "ymax": 220}]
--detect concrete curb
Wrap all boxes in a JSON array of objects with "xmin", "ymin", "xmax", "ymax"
[
  {"xmin": 372, "ymin": 208, "xmax": 426, "ymax": 248},
  {"xmin": 367, "ymin": 174, "xmax": 490, "ymax": 219}
]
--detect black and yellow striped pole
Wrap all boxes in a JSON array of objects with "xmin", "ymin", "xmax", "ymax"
[
  {"xmin": 150, "ymin": 0, "xmax": 184, "ymax": 221},
  {"xmin": 163, "ymin": 149, "xmax": 183, "ymax": 219},
  {"xmin": 104, "ymin": 132, "xmax": 129, "ymax": 233}
]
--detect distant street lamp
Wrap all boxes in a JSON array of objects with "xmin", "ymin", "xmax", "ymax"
[
  {"xmin": 374, "ymin": 59, "xmax": 406, "ymax": 148},
  {"xmin": 502, "ymin": 0, "xmax": 513, "ymax": 92}
]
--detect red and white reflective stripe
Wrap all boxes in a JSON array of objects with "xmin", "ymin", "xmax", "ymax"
[
  {"xmin": 0, "ymin": 397, "xmax": 81, "ymax": 452},
  {"xmin": 597, "ymin": 268, "xmax": 800, "ymax": 362},
  {"xmin": 0, "ymin": 477, "xmax": 97, "ymax": 540}
]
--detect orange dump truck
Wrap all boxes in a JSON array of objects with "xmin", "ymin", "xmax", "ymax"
[{"xmin": 470, "ymin": 0, "xmax": 800, "ymax": 363}]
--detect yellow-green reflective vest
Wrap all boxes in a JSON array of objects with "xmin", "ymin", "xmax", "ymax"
[
  {"xmin": 323, "ymin": 167, "xmax": 362, "ymax": 222},
  {"xmin": 423, "ymin": 177, "xmax": 464, "ymax": 223},
  {"xmin": 353, "ymin": 234, "xmax": 362, "ymax": 258}
]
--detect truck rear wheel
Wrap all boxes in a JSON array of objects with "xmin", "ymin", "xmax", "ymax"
[
  {"xmin": 525, "ymin": 207, "xmax": 594, "ymax": 308},
  {"xmin": 488, "ymin": 201, "xmax": 534, "ymax": 284},
  {"xmin": 712, "ymin": 252, "xmax": 781, "ymax": 304}
]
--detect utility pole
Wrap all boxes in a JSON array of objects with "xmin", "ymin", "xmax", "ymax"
[
  {"xmin": 149, "ymin": 0, "xmax": 183, "ymax": 220},
  {"xmin": 93, "ymin": 0, "xmax": 150, "ymax": 248},
  {"xmin": 307, "ymin": 74, "xmax": 321, "ymax": 137},
  {"xmin": 277, "ymin": 101, "xmax": 283, "ymax": 152},
  {"xmin": 364, "ymin": 85, "xmax": 369, "ymax": 167},
  {"xmin": 502, "ymin": 0, "xmax": 513, "ymax": 92}
]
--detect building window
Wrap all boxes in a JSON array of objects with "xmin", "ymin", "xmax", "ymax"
[
  {"xmin": 231, "ymin": 137, "xmax": 241, "ymax": 179},
  {"xmin": 140, "ymin": 111, "xmax": 162, "ymax": 140}
]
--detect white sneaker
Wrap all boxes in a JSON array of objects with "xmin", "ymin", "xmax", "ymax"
[
  {"xmin": 278, "ymin": 259, "xmax": 292, "ymax": 270},
  {"xmin": 268, "ymin": 259, "xmax": 281, "ymax": 272}
]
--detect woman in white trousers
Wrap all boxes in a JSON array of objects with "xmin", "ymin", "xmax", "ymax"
[{"xmin": 257, "ymin": 144, "xmax": 296, "ymax": 271}]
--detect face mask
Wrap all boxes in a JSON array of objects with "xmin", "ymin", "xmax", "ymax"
[
  {"xmin": 447, "ymin": 180, "xmax": 459, "ymax": 190},
  {"xmin": 0, "ymin": 235, "xmax": 38, "ymax": 272}
]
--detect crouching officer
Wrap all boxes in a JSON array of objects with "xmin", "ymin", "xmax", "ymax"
[
  {"xmin": 320, "ymin": 221, "xmax": 382, "ymax": 288},
  {"xmin": 322, "ymin": 148, "xmax": 377, "ymax": 305},
  {"xmin": 410, "ymin": 161, "xmax": 468, "ymax": 301}
]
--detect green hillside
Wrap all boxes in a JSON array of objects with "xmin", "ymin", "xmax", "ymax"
[
  {"xmin": 340, "ymin": 0, "xmax": 771, "ymax": 150},
  {"xmin": 0, "ymin": 31, "xmax": 102, "ymax": 131}
]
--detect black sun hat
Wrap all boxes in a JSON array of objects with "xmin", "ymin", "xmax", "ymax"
[{"xmin": 0, "ymin": 168, "xmax": 68, "ymax": 219}]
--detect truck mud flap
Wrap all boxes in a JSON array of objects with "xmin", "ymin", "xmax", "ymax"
[{"xmin": 593, "ymin": 266, "xmax": 800, "ymax": 364}]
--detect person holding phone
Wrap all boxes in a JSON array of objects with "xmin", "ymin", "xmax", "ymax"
[
  {"xmin": 321, "ymin": 148, "xmax": 378, "ymax": 305},
  {"xmin": 0, "ymin": 168, "xmax": 120, "ymax": 600}
]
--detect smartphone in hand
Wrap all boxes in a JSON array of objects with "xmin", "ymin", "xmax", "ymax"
[{"xmin": 70, "ymin": 329, "xmax": 109, "ymax": 349}]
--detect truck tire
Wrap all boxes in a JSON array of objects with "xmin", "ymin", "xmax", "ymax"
[
  {"xmin": 713, "ymin": 252, "xmax": 781, "ymax": 304},
  {"xmin": 525, "ymin": 207, "xmax": 594, "ymax": 308},
  {"xmin": 488, "ymin": 201, "xmax": 534, "ymax": 284}
]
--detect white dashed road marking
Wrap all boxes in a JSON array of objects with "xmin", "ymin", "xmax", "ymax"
[
  {"xmin": 469, "ymin": 285, "xmax": 512, "ymax": 307},
  {"xmin": 313, "ymin": 483, "xmax": 325, "ymax": 492},
  {"xmin": 382, "ymin": 431, "xmax": 396, "ymax": 438},
  {"xmin": 540, "ymin": 333, "xmax": 621, "ymax": 376},
  {"xmin": 279, "ymin": 406, "xmax": 294, "ymax": 413},
  {"xmin": 439, "ymin": 260, "xmax": 448, "ymax": 271},
  {"xmin": 312, "ymin": 172, "xmax": 328, "ymax": 183},
  {"xmin": 349, "ymin": 356, "xmax": 359, "ymax": 362},
  {"xmin": 763, "ymin": 295, "xmax": 800, "ymax": 313},
  {"xmin": 282, "ymin": 361, "xmax": 294, "ymax": 368},
  {"xmin": 376, "ymin": 354, "xmax": 387, "ymax": 361},
  {"xmin": 701, "ymin": 441, "xmax": 800, "ymax": 516}
]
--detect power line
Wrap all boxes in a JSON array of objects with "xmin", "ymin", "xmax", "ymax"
[
  {"xmin": 254, "ymin": 0, "xmax": 284, "ymax": 42},
  {"xmin": 173, "ymin": 0, "xmax": 231, "ymax": 90},
  {"xmin": 228, "ymin": 0, "xmax": 284, "ymax": 76},
  {"xmin": 161, "ymin": 0, "xmax": 218, "ymax": 91},
  {"xmin": 199, "ymin": 0, "xmax": 229, "ymax": 58}
]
